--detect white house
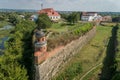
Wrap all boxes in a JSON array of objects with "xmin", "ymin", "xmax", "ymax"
[
  {"xmin": 81, "ymin": 12, "xmax": 101, "ymax": 21},
  {"xmin": 38, "ymin": 8, "xmax": 61, "ymax": 21},
  {"xmin": 30, "ymin": 14, "xmax": 38, "ymax": 21}
]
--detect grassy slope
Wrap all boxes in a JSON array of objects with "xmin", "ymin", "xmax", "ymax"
[
  {"xmin": 47, "ymin": 23, "xmax": 93, "ymax": 51},
  {"xmin": 52, "ymin": 26, "xmax": 113, "ymax": 80}
]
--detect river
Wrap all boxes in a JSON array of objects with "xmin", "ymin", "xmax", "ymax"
[{"xmin": 0, "ymin": 25, "xmax": 13, "ymax": 55}]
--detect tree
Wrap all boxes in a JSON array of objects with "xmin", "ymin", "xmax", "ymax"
[
  {"xmin": 36, "ymin": 14, "xmax": 52, "ymax": 29},
  {"xmin": 8, "ymin": 13, "xmax": 21, "ymax": 26},
  {"xmin": 0, "ymin": 57, "xmax": 28, "ymax": 80},
  {"xmin": 1, "ymin": 20, "xmax": 36, "ymax": 80},
  {"xmin": 112, "ymin": 73, "xmax": 120, "ymax": 80},
  {"xmin": 67, "ymin": 12, "xmax": 80, "ymax": 24},
  {"xmin": 112, "ymin": 17, "xmax": 120, "ymax": 22}
]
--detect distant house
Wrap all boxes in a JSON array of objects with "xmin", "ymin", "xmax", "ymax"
[
  {"xmin": 30, "ymin": 14, "xmax": 38, "ymax": 21},
  {"xmin": 19, "ymin": 15, "xmax": 25, "ymax": 20},
  {"xmin": 101, "ymin": 16, "xmax": 112, "ymax": 22},
  {"xmin": 19, "ymin": 15, "xmax": 25, "ymax": 18},
  {"xmin": 81, "ymin": 12, "xmax": 102, "ymax": 21},
  {"xmin": 38, "ymin": 8, "xmax": 61, "ymax": 21}
]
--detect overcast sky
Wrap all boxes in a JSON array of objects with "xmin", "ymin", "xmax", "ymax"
[{"xmin": 0, "ymin": 0, "xmax": 120, "ymax": 12}]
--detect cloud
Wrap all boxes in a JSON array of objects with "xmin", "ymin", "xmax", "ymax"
[{"xmin": 0, "ymin": 0, "xmax": 120, "ymax": 12}]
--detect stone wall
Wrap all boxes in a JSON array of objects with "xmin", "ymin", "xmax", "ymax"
[{"xmin": 35, "ymin": 27, "xmax": 96, "ymax": 80}]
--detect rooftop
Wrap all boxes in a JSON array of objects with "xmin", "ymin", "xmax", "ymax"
[
  {"xmin": 35, "ymin": 31, "xmax": 45, "ymax": 38},
  {"xmin": 35, "ymin": 41, "xmax": 47, "ymax": 48}
]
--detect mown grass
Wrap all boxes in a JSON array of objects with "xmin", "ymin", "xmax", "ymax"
[{"xmin": 52, "ymin": 25, "xmax": 113, "ymax": 80}]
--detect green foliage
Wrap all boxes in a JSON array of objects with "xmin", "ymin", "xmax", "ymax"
[
  {"xmin": 60, "ymin": 13, "xmax": 69, "ymax": 20},
  {"xmin": 36, "ymin": 14, "xmax": 52, "ymax": 29},
  {"xmin": 52, "ymin": 25, "xmax": 113, "ymax": 80},
  {"xmin": 112, "ymin": 17, "xmax": 120, "ymax": 22},
  {"xmin": 112, "ymin": 73, "xmax": 120, "ymax": 80},
  {"xmin": 67, "ymin": 12, "xmax": 80, "ymax": 24},
  {"xmin": 0, "ymin": 58, "xmax": 28, "ymax": 80},
  {"xmin": 47, "ymin": 23, "xmax": 93, "ymax": 51},
  {"xmin": 73, "ymin": 23, "xmax": 93, "ymax": 35},
  {"xmin": 0, "ymin": 21, "xmax": 10, "ymax": 28},
  {"xmin": 111, "ymin": 24, "xmax": 120, "ymax": 80},
  {"xmin": 8, "ymin": 13, "xmax": 22, "ymax": 26},
  {"xmin": 54, "ymin": 62, "xmax": 82, "ymax": 80},
  {"xmin": 0, "ymin": 20, "xmax": 36, "ymax": 80}
]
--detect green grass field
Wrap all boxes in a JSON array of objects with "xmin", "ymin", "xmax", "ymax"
[
  {"xmin": 46, "ymin": 23, "xmax": 88, "ymax": 33},
  {"xmin": 52, "ymin": 25, "xmax": 113, "ymax": 80}
]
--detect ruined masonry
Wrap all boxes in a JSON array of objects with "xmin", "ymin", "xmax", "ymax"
[
  {"xmin": 34, "ymin": 31, "xmax": 47, "ymax": 65},
  {"xmin": 34, "ymin": 27, "xmax": 96, "ymax": 80}
]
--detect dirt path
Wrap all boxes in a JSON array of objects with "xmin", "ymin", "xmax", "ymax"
[{"xmin": 80, "ymin": 63, "xmax": 102, "ymax": 80}]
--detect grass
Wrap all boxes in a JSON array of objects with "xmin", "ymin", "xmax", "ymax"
[
  {"xmin": 82, "ymin": 65, "xmax": 102, "ymax": 80},
  {"xmin": 111, "ymin": 24, "xmax": 120, "ymax": 80},
  {"xmin": 46, "ymin": 23, "xmax": 69, "ymax": 33},
  {"xmin": 52, "ymin": 25, "xmax": 113, "ymax": 80},
  {"xmin": 100, "ymin": 25, "xmax": 117, "ymax": 80},
  {"xmin": 46, "ymin": 22, "xmax": 89, "ymax": 33},
  {"xmin": 47, "ymin": 23, "xmax": 93, "ymax": 51}
]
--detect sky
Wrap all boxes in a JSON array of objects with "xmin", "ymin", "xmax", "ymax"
[{"xmin": 0, "ymin": 0, "xmax": 120, "ymax": 12}]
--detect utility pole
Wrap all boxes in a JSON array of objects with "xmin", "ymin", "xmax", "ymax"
[{"xmin": 41, "ymin": 0, "xmax": 43, "ymax": 10}]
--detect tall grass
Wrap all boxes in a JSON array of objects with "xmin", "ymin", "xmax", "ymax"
[
  {"xmin": 52, "ymin": 25, "xmax": 113, "ymax": 80},
  {"xmin": 47, "ymin": 23, "xmax": 94, "ymax": 51},
  {"xmin": 52, "ymin": 62, "xmax": 82, "ymax": 80}
]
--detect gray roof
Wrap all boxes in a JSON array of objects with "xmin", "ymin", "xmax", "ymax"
[
  {"xmin": 35, "ymin": 41, "xmax": 47, "ymax": 48},
  {"xmin": 35, "ymin": 31, "xmax": 45, "ymax": 38}
]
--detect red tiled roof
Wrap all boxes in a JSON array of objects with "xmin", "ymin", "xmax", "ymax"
[{"xmin": 38, "ymin": 8, "xmax": 60, "ymax": 16}]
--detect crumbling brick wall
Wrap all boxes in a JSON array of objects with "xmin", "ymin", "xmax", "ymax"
[{"xmin": 35, "ymin": 27, "xmax": 96, "ymax": 80}]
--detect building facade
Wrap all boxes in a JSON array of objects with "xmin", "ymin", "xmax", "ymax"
[
  {"xmin": 38, "ymin": 8, "xmax": 61, "ymax": 21},
  {"xmin": 81, "ymin": 12, "xmax": 102, "ymax": 21}
]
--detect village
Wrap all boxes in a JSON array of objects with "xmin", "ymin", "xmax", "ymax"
[
  {"xmin": 0, "ymin": 1, "xmax": 120, "ymax": 80},
  {"xmin": 29, "ymin": 8, "xmax": 113, "ymax": 65}
]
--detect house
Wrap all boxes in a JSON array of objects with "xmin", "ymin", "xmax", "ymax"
[
  {"xmin": 81, "ymin": 12, "xmax": 102, "ymax": 21},
  {"xmin": 101, "ymin": 16, "xmax": 112, "ymax": 22},
  {"xmin": 19, "ymin": 15, "xmax": 25, "ymax": 20},
  {"xmin": 38, "ymin": 8, "xmax": 61, "ymax": 21},
  {"xmin": 30, "ymin": 14, "xmax": 38, "ymax": 21},
  {"xmin": 19, "ymin": 15, "xmax": 25, "ymax": 19}
]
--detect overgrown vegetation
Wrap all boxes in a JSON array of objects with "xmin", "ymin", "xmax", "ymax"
[
  {"xmin": 100, "ymin": 25, "xmax": 118, "ymax": 80},
  {"xmin": 47, "ymin": 23, "xmax": 94, "ymax": 51},
  {"xmin": 52, "ymin": 25, "xmax": 113, "ymax": 80},
  {"xmin": 60, "ymin": 12, "xmax": 81, "ymax": 24},
  {"xmin": 112, "ymin": 24, "xmax": 120, "ymax": 80},
  {"xmin": 36, "ymin": 13, "xmax": 52, "ymax": 29},
  {"xmin": 0, "ymin": 20, "xmax": 36, "ymax": 80}
]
